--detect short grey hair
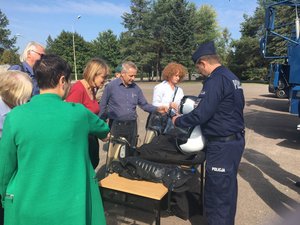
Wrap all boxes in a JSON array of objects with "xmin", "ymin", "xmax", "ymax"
[
  {"xmin": 20, "ymin": 41, "xmax": 44, "ymax": 62},
  {"xmin": 121, "ymin": 61, "xmax": 138, "ymax": 73}
]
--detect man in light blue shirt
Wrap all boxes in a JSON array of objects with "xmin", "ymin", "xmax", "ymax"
[{"xmin": 99, "ymin": 61, "xmax": 166, "ymax": 147}]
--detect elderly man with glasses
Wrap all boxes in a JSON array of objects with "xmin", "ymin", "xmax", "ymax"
[{"xmin": 9, "ymin": 41, "xmax": 45, "ymax": 96}]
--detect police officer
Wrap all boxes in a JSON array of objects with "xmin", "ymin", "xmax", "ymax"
[{"xmin": 172, "ymin": 41, "xmax": 245, "ymax": 225}]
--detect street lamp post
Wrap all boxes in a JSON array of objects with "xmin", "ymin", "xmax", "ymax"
[{"xmin": 72, "ymin": 15, "xmax": 81, "ymax": 81}]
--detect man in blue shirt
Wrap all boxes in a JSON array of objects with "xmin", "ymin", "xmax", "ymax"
[
  {"xmin": 99, "ymin": 61, "xmax": 167, "ymax": 148},
  {"xmin": 9, "ymin": 41, "xmax": 45, "ymax": 96},
  {"xmin": 172, "ymin": 41, "xmax": 245, "ymax": 225}
]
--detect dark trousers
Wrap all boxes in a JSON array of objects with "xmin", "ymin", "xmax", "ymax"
[
  {"xmin": 109, "ymin": 120, "xmax": 138, "ymax": 148},
  {"xmin": 204, "ymin": 133, "xmax": 245, "ymax": 225},
  {"xmin": 88, "ymin": 135, "xmax": 99, "ymax": 169}
]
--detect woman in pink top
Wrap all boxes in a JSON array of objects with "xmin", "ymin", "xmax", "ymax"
[{"xmin": 66, "ymin": 58, "xmax": 109, "ymax": 168}]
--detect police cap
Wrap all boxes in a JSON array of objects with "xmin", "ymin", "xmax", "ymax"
[{"xmin": 192, "ymin": 41, "xmax": 216, "ymax": 64}]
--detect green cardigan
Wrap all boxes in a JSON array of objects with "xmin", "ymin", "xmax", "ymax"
[{"xmin": 0, "ymin": 94, "xmax": 109, "ymax": 225}]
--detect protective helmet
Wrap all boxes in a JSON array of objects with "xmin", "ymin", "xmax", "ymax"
[
  {"xmin": 179, "ymin": 95, "xmax": 201, "ymax": 114},
  {"xmin": 176, "ymin": 125, "xmax": 205, "ymax": 154},
  {"xmin": 176, "ymin": 95, "xmax": 205, "ymax": 154}
]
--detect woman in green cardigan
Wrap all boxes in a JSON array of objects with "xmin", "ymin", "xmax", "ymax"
[{"xmin": 0, "ymin": 54, "xmax": 110, "ymax": 225}]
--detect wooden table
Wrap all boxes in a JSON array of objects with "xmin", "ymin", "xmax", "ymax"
[{"xmin": 99, "ymin": 173, "xmax": 168, "ymax": 225}]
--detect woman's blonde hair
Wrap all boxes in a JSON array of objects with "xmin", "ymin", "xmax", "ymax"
[
  {"xmin": 0, "ymin": 70, "xmax": 33, "ymax": 107},
  {"xmin": 83, "ymin": 58, "xmax": 110, "ymax": 87},
  {"xmin": 162, "ymin": 62, "xmax": 187, "ymax": 82}
]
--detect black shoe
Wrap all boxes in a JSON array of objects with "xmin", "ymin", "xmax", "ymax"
[{"xmin": 294, "ymin": 181, "xmax": 300, "ymax": 187}]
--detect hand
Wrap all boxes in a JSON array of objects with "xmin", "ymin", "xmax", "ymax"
[
  {"xmin": 172, "ymin": 115, "xmax": 179, "ymax": 124},
  {"xmin": 169, "ymin": 102, "xmax": 178, "ymax": 111},
  {"xmin": 156, "ymin": 106, "xmax": 168, "ymax": 114},
  {"xmin": 297, "ymin": 124, "xmax": 300, "ymax": 130},
  {"xmin": 101, "ymin": 132, "xmax": 111, "ymax": 142}
]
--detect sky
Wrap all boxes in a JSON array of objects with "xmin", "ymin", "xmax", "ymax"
[{"xmin": 1, "ymin": 0, "xmax": 258, "ymax": 53}]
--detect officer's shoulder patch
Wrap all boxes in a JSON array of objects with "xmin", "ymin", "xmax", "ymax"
[{"xmin": 232, "ymin": 80, "xmax": 242, "ymax": 90}]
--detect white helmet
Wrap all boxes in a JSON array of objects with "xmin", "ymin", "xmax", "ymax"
[
  {"xmin": 176, "ymin": 125, "xmax": 205, "ymax": 154},
  {"xmin": 176, "ymin": 96, "xmax": 205, "ymax": 154},
  {"xmin": 179, "ymin": 95, "xmax": 201, "ymax": 114}
]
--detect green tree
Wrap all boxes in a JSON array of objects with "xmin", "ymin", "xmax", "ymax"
[
  {"xmin": 194, "ymin": 5, "xmax": 220, "ymax": 45},
  {"xmin": 228, "ymin": 0, "xmax": 268, "ymax": 80},
  {"xmin": 45, "ymin": 35, "xmax": 54, "ymax": 52},
  {"xmin": 0, "ymin": 10, "xmax": 17, "ymax": 50},
  {"xmin": 162, "ymin": 0, "xmax": 196, "ymax": 78},
  {"xmin": 92, "ymin": 29, "xmax": 120, "ymax": 70},
  {"xmin": 0, "ymin": 49, "xmax": 19, "ymax": 65},
  {"xmin": 263, "ymin": 2, "xmax": 296, "ymax": 58},
  {"xmin": 46, "ymin": 30, "xmax": 92, "ymax": 79},
  {"xmin": 121, "ymin": 0, "xmax": 155, "ymax": 80},
  {"xmin": 0, "ymin": 10, "xmax": 18, "ymax": 60},
  {"xmin": 150, "ymin": 0, "xmax": 196, "ymax": 80},
  {"xmin": 121, "ymin": 0, "xmax": 227, "ymax": 80},
  {"xmin": 216, "ymin": 28, "xmax": 232, "ymax": 66},
  {"xmin": 150, "ymin": 0, "xmax": 170, "ymax": 80}
]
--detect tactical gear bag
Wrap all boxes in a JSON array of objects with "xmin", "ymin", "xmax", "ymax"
[
  {"xmin": 110, "ymin": 156, "xmax": 195, "ymax": 192},
  {"xmin": 137, "ymin": 134, "xmax": 206, "ymax": 165}
]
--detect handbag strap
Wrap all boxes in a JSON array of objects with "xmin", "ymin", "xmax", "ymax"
[
  {"xmin": 172, "ymin": 86, "xmax": 179, "ymax": 102},
  {"xmin": 167, "ymin": 86, "xmax": 179, "ymax": 118}
]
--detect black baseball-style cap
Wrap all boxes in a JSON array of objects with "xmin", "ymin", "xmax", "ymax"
[{"xmin": 192, "ymin": 41, "xmax": 216, "ymax": 64}]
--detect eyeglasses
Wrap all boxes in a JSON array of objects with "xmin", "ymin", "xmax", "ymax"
[{"xmin": 31, "ymin": 50, "xmax": 45, "ymax": 58}]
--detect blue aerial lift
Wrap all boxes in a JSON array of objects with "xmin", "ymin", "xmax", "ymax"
[{"xmin": 260, "ymin": 0, "xmax": 300, "ymax": 114}]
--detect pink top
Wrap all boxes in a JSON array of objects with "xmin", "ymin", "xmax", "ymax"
[{"xmin": 66, "ymin": 81, "xmax": 100, "ymax": 114}]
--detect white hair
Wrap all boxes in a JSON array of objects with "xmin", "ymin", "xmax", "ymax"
[
  {"xmin": 19, "ymin": 41, "xmax": 44, "ymax": 62},
  {"xmin": 122, "ymin": 61, "xmax": 138, "ymax": 73}
]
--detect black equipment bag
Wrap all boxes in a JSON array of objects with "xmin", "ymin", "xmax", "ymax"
[
  {"xmin": 145, "ymin": 111, "xmax": 169, "ymax": 135},
  {"xmin": 110, "ymin": 156, "xmax": 196, "ymax": 192},
  {"xmin": 110, "ymin": 156, "xmax": 203, "ymax": 220},
  {"xmin": 137, "ymin": 134, "xmax": 206, "ymax": 165}
]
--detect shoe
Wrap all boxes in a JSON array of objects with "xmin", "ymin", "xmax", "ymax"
[{"xmin": 294, "ymin": 181, "xmax": 300, "ymax": 187}]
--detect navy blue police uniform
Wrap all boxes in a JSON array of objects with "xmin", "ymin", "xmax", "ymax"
[{"xmin": 175, "ymin": 41, "xmax": 245, "ymax": 225}]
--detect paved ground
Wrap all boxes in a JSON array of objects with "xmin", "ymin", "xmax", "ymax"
[{"xmin": 97, "ymin": 82, "xmax": 300, "ymax": 225}]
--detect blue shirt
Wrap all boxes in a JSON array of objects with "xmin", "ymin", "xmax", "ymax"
[
  {"xmin": 9, "ymin": 62, "xmax": 40, "ymax": 96},
  {"xmin": 99, "ymin": 78, "xmax": 157, "ymax": 121},
  {"xmin": 175, "ymin": 65, "xmax": 245, "ymax": 137}
]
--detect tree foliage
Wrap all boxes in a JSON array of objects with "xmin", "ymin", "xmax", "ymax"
[
  {"xmin": 216, "ymin": 28, "xmax": 232, "ymax": 66},
  {"xmin": 162, "ymin": 0, "xmax": 195, "ymax": 75},
  {"xmin": 0, "ymin": 10, "xmax": 18, "ymax": 64},
  {"xmin": 46, "ymin": 31, "xmax": 92, "ymax": 79},
  {"xmin": 194, "ymin": 5, "xmax": 220, "ymax": 45},
  {"xmin": 227, "ymin": 1, "xmax": 268, "ymax": 80},
  {"xmin": 92, "ymin": 29, "xmax": 120, "ymax": 70},
  {"xmin": 0, "ymin": 10, "xmax": 17, "ymax": 51},
  {"xmin": 264, "ymin": 2, "xmax": 297, "ymax": 58},
  {"xmin": 0, "ymin": 49, "xmax": 19, "ymax": 65},
  {"xmin": 121, "ymin": 0, "xmax": 198, "ymax": 80},
  {"xmin": 42, "ymin": 0, "xmax": 277, "ymax": 81},
  {"xmin": 121, "ymin": 0, "xmax": 155, "ymax": 80}
]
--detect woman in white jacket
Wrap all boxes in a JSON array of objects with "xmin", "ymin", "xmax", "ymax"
[{"xmin": 152, "ymin": 62, "xmax": 187, "ymax": 112}]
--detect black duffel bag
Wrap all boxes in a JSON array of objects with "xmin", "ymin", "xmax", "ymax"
[
  {"xmin": 110, "ymin": 156, "xmax": 195, "ymax": 192},
  {"xmin": 137, "ymin": 134, "xmax": 205, "ymax": 165}
]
